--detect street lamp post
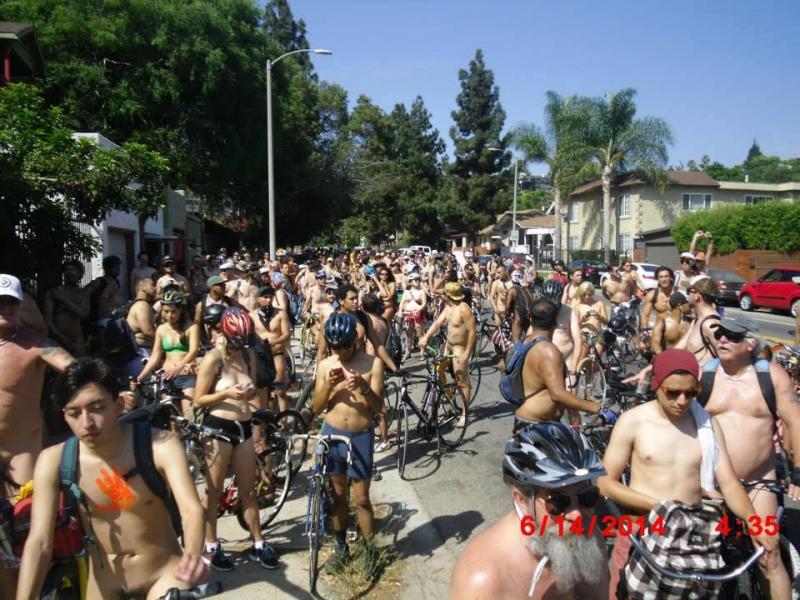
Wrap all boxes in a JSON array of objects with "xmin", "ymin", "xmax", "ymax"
[
  {"xmin": 488, "ymin": 147, "xmax": 523, "ymax": 251},
  {"xmin": 267, "ymin": 48, "xmax": 332, "ymax": 260}
]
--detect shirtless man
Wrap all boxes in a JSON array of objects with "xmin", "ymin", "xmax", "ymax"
[
  {"xmin": 539, "ymin": 280, "xmax": 581, "ymax": 381},
  {"xmin": 489, "ymin": 264, "xmax": 512, "ymax": 325},
  {"xmin": 303, "ymin": 270, "xmax": 330, "ymax": 319},
  {"xmin": 700, "ymin": 317, "xmax": 800, "ymax": 597},
  {"xmin": 675, "ymin": 276, "xmax": 720, "ymax": 365},
  {"xmin": 599, "ymin": 349, "xmax": 776, "ymax": 599},
  {"xmin": 419, "ymin": 283, "xmax": 477, "ymax": 428},
  {"xmin": 156, "ymin": 256, "xmax": 190, "ymax": 298},
  {"xmin": 130, "ymin": 252, "xmax": 156, "ymax": 295},
  {"xmin": 225, "ymin": 262, "xmax": 259, "ymax": 312},
  {"xmin": 252, "ymin": 286, "xmax": 291, "ymax": 412},
  {"xmin": 0, "ymin": 274, "xmax": 74, "ymax": 487},
  {"xmin": 187, "ymin": 254, "xmax": 209, "ymax": 305},
  {"xmin": 512, "ymin": 299, "xmax": 601, "ymax": 432},
  {"xmin": 16, "ymin": 358, "xmax": 206, "ymax": 600},
  {"xmin": 360, "ymin": 294, "xmax": 398, "ymax": 451},
  {"xmin": 86, "ymin": 255, "xmax": 123, "ymax": 324},
  {"xmin": 193, "ymin": 276, "xmax": 233, "ymax": 325},
  {"xmin": 640, "ymin": 266, "xmax": 675, "ymax": 329},
  {"xmin": 313, "ymin": 312, "xmax": 384, "ymax": 567},
  {"xmin": 690, "ymin": 230, "xmax": 714, "ymax": 275},
  {"xmin": 650, "ymin": 292, "xmax": 691, "ymax": 353},
  {"xmin": 620, "ymin": 260, "xmax": 643, "ymax": 295},
  {"xmin": 602, "ymin": 264, "xmax": 635, "ymax": 306},
  {"xmin": 122, "ymin": 277, "xmax": 157, "ymax": 381},
  {"xmin": 561, "ymin": 267, "xmax": 583, "ymax": 307},
  {"xmin": 674, "ymin": 252, "xmax": 697, "ymax": 293},
  {"xmin": 451, "ymin": 423, "xmax": 609, "ymax": 599},
  {"xmin": 44, "ymin": 260, "xmax": 89, "ymax": 356}
]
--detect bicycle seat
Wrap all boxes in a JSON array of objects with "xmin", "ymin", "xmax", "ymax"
[{"xmin": 253, "ymin": 409, "xmax": 279, "ymax": 425}]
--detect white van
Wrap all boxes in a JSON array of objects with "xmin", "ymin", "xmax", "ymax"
[{"xmin": 409, "ymin": 245, "xmax": 432, "ymax": 257}]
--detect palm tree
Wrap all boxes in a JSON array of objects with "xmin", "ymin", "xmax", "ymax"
[
  {"xmin": 511, "ymin": 91, "xmax": 596, "ymax": 262},
  {"xmin": 581, "ymin": 88, "xmax": 673, "ymax": 262}
]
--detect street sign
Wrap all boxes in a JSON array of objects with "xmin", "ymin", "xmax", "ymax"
[
  {"xmin": 511, "ymin": 245, "xmax": 528, "ymax": 254},
  {"xmin": 510, "ymin": 229, "xmax": 519, "ymax": 244}
]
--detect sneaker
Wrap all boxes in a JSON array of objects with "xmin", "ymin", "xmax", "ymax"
[
  {"xmin": 248, "ymin": 544, "xmax": 279, "ymax": 570},
  {"xmin": 203, "ymin": 546, "xmax": 234, "ymax": 572},
  {"xmin": 374, "ymin": 440, "xmax": 391, "ymax": 453},
  {"xmin": 456, "ymin": 415, "xmax": 467, "ymax": 429}
]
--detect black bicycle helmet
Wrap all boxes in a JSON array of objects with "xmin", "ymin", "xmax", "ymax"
[
  {"xmin": 162, "ymin": 290, "xmax": 185, "ymax": 306},
  {"xmin": 608, "ymin": 313, "xmax": 628, "ymax": 331},
  {"xmin": 324, "ymin": 312, "xmax": 358, "ymax": 348},
  {"xmin": 202, "ymin": 303, "xmax": 226, "ymax": 325},
  {"xmin": 541, "ymin": 279, "xmax": 564, "ymax": 303},
  {"xmin": 503, "ymin": 422, "xmax": 605, "ymax": 490}
]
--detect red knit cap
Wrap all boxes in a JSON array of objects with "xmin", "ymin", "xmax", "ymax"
[{"xmin": 651, "ymin": 349, "xmax": 700, "ymax": 391}]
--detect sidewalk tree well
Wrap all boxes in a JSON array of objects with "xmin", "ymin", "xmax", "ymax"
[
  {"xmin": 672, "ymin": 202, "xmax": 800, "ymax": 255},
  {"xmin": 0, "ymin": 83, "xmax": 168, "ymax": 282}
]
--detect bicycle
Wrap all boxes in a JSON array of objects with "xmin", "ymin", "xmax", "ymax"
[
  {"xmin": 391, "ymin": 350, "xmax": 468, "ymax": 479},
  {"xmin": 298, "ymin": 313, "xmax": 318, "ymax": 368},
  {"xmin": 294, "ymin": 433, "xmax": 353, "ymax": 595},
  {"xmin": 573, "ymin": 329, "xmax": 611, "ymax": 409}
]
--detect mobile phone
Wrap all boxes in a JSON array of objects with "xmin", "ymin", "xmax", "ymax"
[{"xmin": 330, "ymin": 367, "xmax": 344, "ymax": 379}]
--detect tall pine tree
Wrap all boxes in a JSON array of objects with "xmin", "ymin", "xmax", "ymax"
[{"xmin": 441, "ymin": 49, "xmax": 510, "ymax": 236}]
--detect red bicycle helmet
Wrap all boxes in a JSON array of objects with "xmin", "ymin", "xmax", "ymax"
[{"xmin": 220, "ymin": 306, "xmax": 255, "ymax": 349}]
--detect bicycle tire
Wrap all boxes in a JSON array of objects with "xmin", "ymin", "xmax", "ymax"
[
  {"xmin": 383, "ymin": 380, "xmax": 400, "ymax": 428},
  {"xmin": 294, "ymin": 377, "xmax": 315, "ymax": 418},
  {"xmin": 183, "ymin": 437, "xmax": 206, "ymax": 483},
  {"xmin": 437, "ymin": 383, "xmax": 467, "ymax": 447},
  {"xmin": 396, "ymin": 402, "xmax": 410, "ymax": 479},
  {"xmin": 468, "ymin": 359, "xmax": 482, "ymax": 405},
  {"xmin": 575, "ymin": 358, "xmax": 608, "ymax": 408},
  {"xmin": 308, "ymin": 476, "xmax": 324, "ymax": 595}
]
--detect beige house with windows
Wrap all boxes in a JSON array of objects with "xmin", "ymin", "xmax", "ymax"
[{"xmin": 561, "ymin": 171, "xmax": 800, "ymax": 265}]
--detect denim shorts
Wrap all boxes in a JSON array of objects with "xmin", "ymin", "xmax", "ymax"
[{"xmin": 320, "ymin": 422, "xmax": 373, "ymax": 480}]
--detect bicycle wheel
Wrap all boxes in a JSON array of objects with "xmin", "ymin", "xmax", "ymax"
[
  {"xmin": 293, "ymin": 377, "xmax": 315, "ymax": 424},
  {"xmin": 383, "ymin": 380, "xmax": 400, "ymax": 428},
  {"xmin": 468, "ymin": 359, "xmax": 482, "ymax": 404},
  {"xmin": 308, "ymin": 476, "xmax": 324, "ymax": 594},
  {"xmin": 576, "ymin": 359, "xmax": 608, "ymax": 407},
  {"xmin": 183, "ymin": 437, "xmax": 206, "ymax": 483},
  {"xmin": 395, "ymin": 402, "xmax": 410, "ymax": 478},
  {"xmin": 436, "ymin": 383, "xmax": 467, "ymax": 448}
]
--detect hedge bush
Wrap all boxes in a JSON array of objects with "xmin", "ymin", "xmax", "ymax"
[{"xmin": 672, "ymin": 202, "xmax": 800, "ymax": 254}]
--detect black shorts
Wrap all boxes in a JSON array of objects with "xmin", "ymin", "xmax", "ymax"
[{"xmin": 203, "ymin": 414, "xmax": 253, "ymax": 446}]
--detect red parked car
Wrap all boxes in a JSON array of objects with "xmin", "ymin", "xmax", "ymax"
[{"xmin": 738, "ymin": 267, "xmax": 800, "ymax": 317}]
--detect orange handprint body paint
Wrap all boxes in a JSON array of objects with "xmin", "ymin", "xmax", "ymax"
[{"xmin": 95, "ymin": 465, "xmax": 136, "ymax": 511}]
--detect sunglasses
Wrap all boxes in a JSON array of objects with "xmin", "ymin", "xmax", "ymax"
[
  {"xmin": 544, "ymin": 485, "xmax": 600, "ymax": 515},
  {"xmin": 680, "ymin": 259, "xmax": 695, "ymax": 265},
  {"xmin": 713, "ymin": 328, "xmax": 746, "ymax": 343}
]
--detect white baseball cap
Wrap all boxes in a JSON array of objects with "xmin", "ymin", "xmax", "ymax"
[
  {"xmin": 219, "ymin": 261, "xmax": 235, "ymax": 270},
  {"xmin": 0, "ymin": 274, "xmax": 23, "ymax": 301}
]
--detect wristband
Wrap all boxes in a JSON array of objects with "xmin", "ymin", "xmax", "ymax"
[{"xmin": 791, "ymin": 469, "xmax": 800, "ymax": 487}]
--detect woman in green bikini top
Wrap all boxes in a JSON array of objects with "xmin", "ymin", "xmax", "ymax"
[{"xmin": 137, "ymin": 291, "xmax": 200, "ymax": 417}]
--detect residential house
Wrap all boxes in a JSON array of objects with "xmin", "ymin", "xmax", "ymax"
[
  {"xmin": 473, "ymin": 208, "xmax": 556, "ymax": 260},
  {"xmin": 562, "ymin": 171, "xmax": 800, "ymax": 266},
  {"xmin": 0, "ymin": 21, "xmax": 44, "ymax": 85}
]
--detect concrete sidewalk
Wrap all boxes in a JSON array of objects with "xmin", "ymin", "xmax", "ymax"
[{"xmin": 206, "ymin": 442, "xmax": 455, "ymax": 599}]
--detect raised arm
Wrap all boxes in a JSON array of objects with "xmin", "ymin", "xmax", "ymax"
[{"xmin": 39, "ymin": 340, "xmax": 75, "ymax": 374}]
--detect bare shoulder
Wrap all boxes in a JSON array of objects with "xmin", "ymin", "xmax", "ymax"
[{"xmin": 450, "ymin": 524, "xmax": 506, "ymax": 599}]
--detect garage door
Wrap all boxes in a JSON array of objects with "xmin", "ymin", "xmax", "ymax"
[{"xmin": 645, "ymin": 242, "xmax": 678, "ymax": 268}]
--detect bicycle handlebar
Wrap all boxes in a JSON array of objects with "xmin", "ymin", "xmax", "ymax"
[
  {"xmin": 159, "ymin": 582, "xmax": 223, "ymax": 600},
  {"xmin": 171, "ymin": 415, "xmax": 239, "ymax": 445},
  {"xmin": 292, "ymin": 433, "xmax": 353, "ymax": 465}
]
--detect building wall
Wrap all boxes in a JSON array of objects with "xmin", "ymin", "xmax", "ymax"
[{"xmin": 567, "ymin": 182, "xmax": 797, "ymax": 253}]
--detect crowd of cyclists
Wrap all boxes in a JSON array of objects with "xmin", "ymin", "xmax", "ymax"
[{"xmin": 1, "ymin": 232, "xmax": 800, "ymax": 599}]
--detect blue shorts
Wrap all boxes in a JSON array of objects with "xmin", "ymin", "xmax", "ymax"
[{"xmin": 320, "ymin": 422, "xmax": 373, "ymax": 480}]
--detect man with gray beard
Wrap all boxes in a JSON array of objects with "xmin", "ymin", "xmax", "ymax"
[{"xmin": 450, "ymin": 422, "xmax": 609, "ymax": 599}]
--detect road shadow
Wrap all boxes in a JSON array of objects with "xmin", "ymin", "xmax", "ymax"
[
  {"xmin": 206, "ymin": 548, "xmax": 311, "ymax": 599},
  {"xmin": 398, "ymin": 510, "xmax": 483, "ymax": 559}
]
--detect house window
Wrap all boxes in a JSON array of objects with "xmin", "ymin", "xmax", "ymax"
[
  {"xmin": 618, "ymin": 233, "xmax": 632, "ymax": 256},
  {"xmin": 744, "ymin": 195, "xmax": 774, "ymax": 205},
  {"xmin": 617, "ymin": 194, "xmax": 631, "ymax": 218},
  {"xmin": 568, "ymin": 236, "xmax": 578, "ymax": 251},
  {"xmin": 568, "ymin": 202, "xmax": 579, "ymax": 223},
  {"xmin": 682, "ymin": 193, "xmax": 712, "ymax": 211}
]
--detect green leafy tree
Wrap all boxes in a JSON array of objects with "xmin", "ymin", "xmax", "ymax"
[
  {"xmin": 442, "ymin": 49, "xmax": 509, "ymax": 235},
  {"xmin": 0, "ymin": 84, "xmax": 168, "ymax": 287},
  {"xmin": 746, "ymin": 139, "xmax": 762, "ymax": 162},
  {"xmin": 511, "ymin": 91, "xmax": 597, "ymax": 258},
  {"xmin": 580, "ymin": 88, "xmax": 673, "ymax": 261}
]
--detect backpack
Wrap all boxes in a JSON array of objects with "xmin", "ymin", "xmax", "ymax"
[
  {"xmin": 698, "ymin": 358, "xmax": 776, "ymax": 423},
  {"xmin": 88, "ymin": 277, "xmax": 109, "ymax": 321},
  {"xmin": 499, "ymin": 336, "xmax": 550, "ymax": 407},
  {"xmin": 386, "ymin": 318, "xmax": 403, "ymax": 368},
  {"xmin": 99, "ymin": 314, "xmax": 140, "ymax": 367},
  {"xmin": 250, "ymin": 338, "xmax": 277, "ymax": 388}
]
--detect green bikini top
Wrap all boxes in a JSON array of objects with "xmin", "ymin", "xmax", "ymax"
[{"xmin": 162, "ymin": 334, "xmax": 189, "ymax": 353}]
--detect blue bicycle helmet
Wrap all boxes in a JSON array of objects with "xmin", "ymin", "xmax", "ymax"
[
  {"xmin": 503, "ymin": 422, "xmax": 604, "ymax": 490},
  {"xmin": 324, "ymin": 312, "xmax": 358, "ymax": 348},
  {"xmin": 541, "ymin": 279, "xmax": 564, "ymax": 304}
]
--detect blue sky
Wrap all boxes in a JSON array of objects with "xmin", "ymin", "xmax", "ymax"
[{"xmin": 290, "ymin": 0, "xmax": 799, "ymax": 174}]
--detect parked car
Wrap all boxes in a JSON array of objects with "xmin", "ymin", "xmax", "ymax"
[
  {"xmin": 707, "ymin": 268, "xmax": 746, "ymax": 305},
  {"xmin": 738, "ymin": 267, "xmax": 800, "ymax": 317},
  {"xmin": 566, "ymin": 259, "xmax": 609, "ymax": 286}
]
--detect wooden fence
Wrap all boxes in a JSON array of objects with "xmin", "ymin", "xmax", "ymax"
[{"xmin": 712, "ymin": 250, "xmax": 800, "ymax": 280}]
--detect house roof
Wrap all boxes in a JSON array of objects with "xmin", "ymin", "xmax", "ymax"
[
  {"xmin": 0, "ymin": 21, "xmax": 44, "ymax": 79},
  {"xmin": 517, "ymin": 214, "xmax": 555, "ymax": 228},
  {"xmin": 0, "ymin": 21, "xmax": 32, "ymax": 36},
  {"xmin": 570, "ymin": 170, "xmax": 719, "ymax": 197}
]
